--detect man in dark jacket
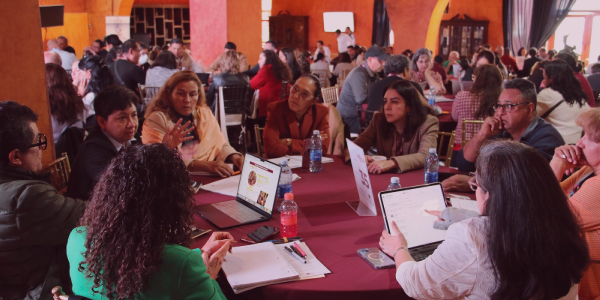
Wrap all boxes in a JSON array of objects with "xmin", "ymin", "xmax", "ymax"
[
  {"xmin": 0, "ymin": 101, "xmax": 86, "ymax": 300},
  {"xmin": 67, "ymin": 85, "xmax": 139, "ymax": 201}
]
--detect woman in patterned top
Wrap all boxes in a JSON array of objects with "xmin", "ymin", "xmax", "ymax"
[
  {"xmin": 550, "ymin": 108, "xmax": 600, "ymax": 300},
  {"xmin": 451, "ymin": 65, "xmax": 503, "ymax": 149},
  {"xmin": 410, "ymin": 48, "xmax": 446, "ymax": 95}
]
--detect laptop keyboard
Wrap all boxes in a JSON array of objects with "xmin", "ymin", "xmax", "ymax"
[
  {"xmin": 412, "ymin": 253, "xmax": 429, "ymax": 262},
  {"xmin": 212, "ymin": 201, "xmax": 265, "ymax": 223}
]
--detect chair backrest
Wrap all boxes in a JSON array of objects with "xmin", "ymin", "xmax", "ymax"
[
  {"xmin": 321, "ymin": 86, "xmax": 339, "ymax": 105},
  {"xmin": 281, "ymin": 81, "xmax": 291, "ymax": 101},
  {"xmin": 312, "ymin": 70, "xmax": 330, "ymax": 88},
  {"xmin": 216, "ymin": 85, "xmax": 251, "ymax": 142},
  {"xmin": 356, "ymin": 107, "xmax": 377, "ymax": 134},
  {"xmin": 461, "ymin": 119, "xmax": 484, "ymax": 146},
  {"xmin": 437, "ymin": 131, "xmax": 456, "ymax": 167},
  {"xmin": 254, "ymin": 125, "xmax": 265, "ymax": 158},
  {"xmin": 460, "ymin": 81, "xmax": 474, "ymax": 92},
  {"xmin": 44, "ymin": 152, "xmax": 71, "ymax": 194},
  {"xmin": 337, "ymin": 69, "xmax": 350, "ymax": 87},
  {"xmin": 139, "ymin": 85, "xmax": 161, "ymax": 108}
]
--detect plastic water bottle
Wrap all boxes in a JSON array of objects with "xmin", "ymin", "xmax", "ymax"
[
  {"xmin": 387, "ymin": 177, "xmax": 402, "ymax": 191},
  {"xmin": 309, "ymin": 130, "xmax": 323, "ymax": 173},
  {"xmin": 428, "ymin": 88, "xmax": 436, "ymax": 107},
  {"xmin": 280, "ymin": 193, "xmax": 298, "ymax": 238},
  {"xmin": 424, "ymin": 148, "xmax": 439, "ymax": 183},
  {"xmin": 277, "ymin": 160, "xmax": 293, "ymax": 202}
]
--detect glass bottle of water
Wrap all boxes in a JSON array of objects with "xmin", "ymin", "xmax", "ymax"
[
  {"xmin": 387, "ymin": 177, "xmax": 402, "ymax": 191},
  {"xmin": 309, "ymin": 130, "xmax": 322, "ymax": 173},
  {"xmin": 424, "ymin": 148, "xmax": 439, "ymax": 183}
]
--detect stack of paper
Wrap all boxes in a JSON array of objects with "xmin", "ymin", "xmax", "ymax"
[
  {"xmin": 200, "ymin": 174, "xmax": 300, "ymax": 197},
  {"xmin": 221, "ymin": 242, "xmax": 330, "ymax": 294},
  {"xmin": 267, "ymin": 155, "xmax": 334, "ymax": 169},
  {"xmin": 450, "ymin": 198, "xmax": 481, "ymax": 214}
]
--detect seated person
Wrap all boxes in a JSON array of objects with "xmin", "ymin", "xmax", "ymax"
[
  {"xmin": 461, "ymin": 50, "xmax": 496, "ymax": 82},
  {"xmin": 409, "ymin": 48, "xmax": 446, "ymax": 95},
  {"xmin": 431, "ymin": 55, "xmax": 447, "ymax": 83},
  {"xmin": 263, "ymin": 74, "xmax": 330, "ymax": 158},
  {"xmin": 143, "ymin": 71, "xmax": 243, "ymax": 177},
  {"xmin": 380, "ymin": 140, "xmax": 587, "ymax": 300},
  {"xmin": 0, "ymin": 101, "xmax": 86, "ymax": 299},
  {"xmin": 206, "ymin": 50, "xmax": 250, "ymax": 111},
  {"xmin": 537, "ymin": 59, "xmax": 589, "ymax": 144},
  {"xmin": 455, "ymin": 79, "xmax": 564, "ymax": 173},
  {"xmin": 352, "ymin": 80, "xmax": 439, "ymax": 174},
  {"xmin": 66, "ymin": 85, "xmax": 140, "ymax": 200},
  {"xmin": 310, "ymin": 53, "xmax": 332, "ymax": 88},
  {"xmin": 550, "ymin": 108, "xmax": 600, "ymax": 299},
  {"xmin": 145, "ymin": 51, "xmax": 179, "ymax": 88},
  {"xmin": 67, "ymin": 143, "xmax": 232, "ymax": 299},
  {"xmin": 587, "ymin": 63, "xmax": 600, "ymax": 90},
  {"xmin": 332, "ymin": 52, "xmax": 354, "ymax": 85}
]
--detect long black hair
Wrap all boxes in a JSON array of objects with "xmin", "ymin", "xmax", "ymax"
[
  {"xmin": 262, "ymin": 50, "xmax": 292, "ymax": 82},
  {"xmin": 79, "ymin": 55, "xmax": 114, "ymax": 96},
  {"xmin": 476, "ymin": 140, "xmax": 589, "ymax": 300},
  {"xmin": 380, "ymin": 80, "xmax": 430, "ymax": 141},
  {"xmin": 544, "ymin": 59, "xmax": 587, "ymax": 107}
]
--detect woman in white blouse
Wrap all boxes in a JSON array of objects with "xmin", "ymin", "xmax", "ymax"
[
  {"xmin": 310, "ymin": 53, "xmax": 332, "ymax": 88},
  {"xmin": 537, "ymin": 59, "xmax": 589, "ymax": 144},
  {"xmin": 379, "ymin": 140, "xmax": 589, "ymax": 300}
]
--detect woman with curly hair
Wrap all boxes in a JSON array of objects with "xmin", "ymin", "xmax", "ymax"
[
  {"xmin": 45, "ymin": 63, "xmax": 85, "ymax": 143},
  {"xmin": 78, "ymin": 55, "xmax": 115, "ymax": 122},
  {"xmin": 537, "ymin": 59, "xmax": 589, "ymax": 144},
  {"xmin": 250, "ymin": 50, "xmax": 292, "ymax": 120},
  {"xmin": 66, "ymin": 143, "xmax": 233, "ymax": 299},
  {"xmin": 142, "ymin": 71, "xmax": 243, "ymax": 177}
]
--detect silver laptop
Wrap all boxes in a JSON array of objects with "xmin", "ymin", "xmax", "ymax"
[
  {"xmin": 378, "ymin": 183, "xmax": 448, "ymax": 261},
  {"xmin": 195, "ymin": 154, "xmax": 282, "ymax": 229}
]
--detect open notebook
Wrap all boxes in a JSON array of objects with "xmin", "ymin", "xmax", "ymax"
[{"xmin": 221, "ymin": 241, "xmax": 330, "ymax": 293}]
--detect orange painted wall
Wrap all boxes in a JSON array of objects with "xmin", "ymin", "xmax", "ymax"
[
  {"xmin": 441, "ymin": 0, "xmax": 504, "ymax": 53},
  {"xmin": 227, "ymin": 0, "xmax": 262, "ymax": 66},
  {"xmin": 271, "ymin": 0, "xmax": 374, "ymax": 55},
  {"xmin": 39, "ymin": 0, "xmax": 85, "ymax": 13},
  {"xmin": 385, "ymin": 0, "xmax": 440, "ymax": 54},
  {"xmin": 2, "ymin": 1, "xmax": 55, "ymax": 164},
  {"xmin": 42, "ymin": 13, "xmax": 90, "ymax": 57},
  {"xmin": 190, "ymin": 0, "xmax": 228, "ymax": 68}
]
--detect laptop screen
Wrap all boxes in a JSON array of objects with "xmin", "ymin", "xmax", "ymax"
[
  {"xmin": 236, "ymin": 154, "xmax": 282, "ymax": 215},
  {"xmin": 379, "ymin": 183, "xmax": 447, "ymax": 248}
]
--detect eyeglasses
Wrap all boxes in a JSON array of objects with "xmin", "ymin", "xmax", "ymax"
[
  {"xmin": 492, "ymin": 102, "xmax": 528, "ymax": 112},
  {"xmin": 290, "ymin": 85, "xmax": 313, "ymax": 100},
  {"xmin": 28, "ymin": 133, "xmax": 47, "ymax": 150},
  {"xmin": 468, "ymin": 176, "xmax": 481, "ymax": 192}
]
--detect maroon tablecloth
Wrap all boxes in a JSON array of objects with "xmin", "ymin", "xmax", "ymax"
[{"xmin": 191, "ymin": 156, "xmax": 471, "ymax": 300}]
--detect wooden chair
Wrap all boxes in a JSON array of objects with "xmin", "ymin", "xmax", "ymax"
[
  {"xmin": 437, "ymin": 131, "xmax": 456, "ymax": 166},
  {"xmin": 312, "ymin": 70, "xmax": 331, "ymax": 88},
  {"xmin": 138, "ymin": 84, "xmax": 160, "ymax": 109},
  {"xmin": 44, "ymin": 153, "xmax": 71, "ymax": 194},
  {"xmin": 280, "ymin": 81, "xmax": 291, "ymax": 101},
  {"xmin": 216, "ymin": 85, "xmax": 252, "ymax": 149},
  {"xmin": 337, "ymin": 69, "xmax": 350, "ymax": 87},
  {"xmin": 254, "ymin": 125, "xmax": 265, "ymax": 158},
  {"xmin": 461, "ymin": 119, "xmax": 484, "ymax": 146},
  {"xmin": 321, "ymin": 86, "xmax": 339, "ymax": 105}
]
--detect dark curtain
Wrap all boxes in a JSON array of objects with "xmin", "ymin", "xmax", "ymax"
[
  {"xmin": 371, "ymin": 0, "xmax": 390, "ymax": 47},
  {"xmin": 529, "ymin": 0, "xmax": 576, "ymax": 49},
  {"xmin": 502, "ymin": 0, "xmax": 533, "ymax": 56}
]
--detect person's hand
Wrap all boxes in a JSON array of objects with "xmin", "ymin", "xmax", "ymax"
[
  {"xmin": 201, "ymin": 232, "xmax": 235, "ymax": 258},
  {"xmin": 380, "ymin": 221, "xmax": 408, "ymax": 257},
  {"xmin": 367, "ymin": 160, "xmax": 395, "ymax": 174},
  {"xmin": 51, "ymin": 286, "xmax": 68, "ymax": 300},
  {"xmin": 478, "ymin": 116, "xmax": 503, "ymax": 139},
  {"xmin": 203, "ymin": 239, "xmax": 231, "ymax": 280},
  {"xmin": 552, "ymin": 144, "xmax": 588, "ymax": 176},
  {"xmin": 425, "ymin": 209, "xmax": 443, "ymax": 220},
  {"xmin": 364, "ymin": 155, "xmax": 374, "ymax": 164},
  {"xmin": 194, "ymin": 161, "xmax": 235, "ymax": 177},
  {"xmin": 162, "ymin": 118, "xmax": 195, "ymax": 149},
  {"xmin": 230, "ymin": 154, "xmax": 244, "ymax": 171},
  {"xmin": 441, "ymin": 174, "xmax": 472, "ymax": 192}
]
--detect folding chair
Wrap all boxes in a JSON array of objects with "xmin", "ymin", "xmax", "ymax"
[
  {"xmin": 437, "ymin": 131, "xmax": 456, "ymax": 166},
  {"xmin": 321, "ymin": 86, "xmax": 339, "ymax": 105},
  {"xmin": 216, "ymin": 85, "xmax": 252, "ymax": 151},
  {"xmin": 44, "ymin": 153, "xmax": 71, "ymax": 194},
  {"xmin": 461, "ymin": 119, "xmax": 484, "ymax": 146}
]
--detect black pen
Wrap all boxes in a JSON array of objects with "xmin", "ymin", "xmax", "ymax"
[
  {"xmin": 284, "ymin": 246, "xmax": 306, "ymax": 264},
  {"xmin": 266, "ymin": 237, "xmax": 302, "ymax": 244},
  {"xmin": 289, "ymin": 244, "xmax": 305, "ymax": 258}
]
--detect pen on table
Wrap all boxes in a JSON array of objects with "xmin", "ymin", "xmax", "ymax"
[
  {"xmin": 293, "ymin": 242, "xmax": 308, "ymax": 259},
  {"xmin": 233, "ymin": 171, "xmax": 241, "ymax": 175},
  {"xmin": 284, "ymin": 246, "xmax": 306, "ymax": 264},
  {"xmin": 289, "ymin": 244, "xmax": 303, "ymax": 257},
  {"xmin": 265, "ymin": 237, "xmax": 302, "ymax": 244}
]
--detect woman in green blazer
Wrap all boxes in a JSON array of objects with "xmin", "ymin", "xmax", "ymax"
[{"xmin": 66, "ymin": 143, "xmax": 233, "ymax": 299}]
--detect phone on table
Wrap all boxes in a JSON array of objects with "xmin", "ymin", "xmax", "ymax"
[
  {"xmin": 190, "ymin": 226, "xmax": 211, "ymax": 239},
  {"xmin": 357, "ymin": 247, "xmax": 395, "ymax": 269},
  {"xmin": 241, "ymin": 226, "xmax": 279, "ymax": 243}
]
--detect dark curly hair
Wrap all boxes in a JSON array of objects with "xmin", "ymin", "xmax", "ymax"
[
  {"xmin": 45, "ymin": 63, "xmax": 84, "ymax": 125},
  {"xmin": 262, "ymin": 50, "xmax": 292, "ymax": 82},
  {"xmin": 543, "ymin": 59, "xmax": 587, "ymax": 107},
  {"xmin": 78, "ymin": 143, "xmax": 194, "ymax": 299}
]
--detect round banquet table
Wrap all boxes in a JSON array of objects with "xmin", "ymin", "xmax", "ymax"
[{"xmin": 191, "ymin": 156, "xmax": 471, "ymax": 300}]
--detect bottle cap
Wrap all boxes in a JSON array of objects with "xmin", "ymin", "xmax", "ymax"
[
  {"xmin": 284, "ymin": 193, "xmax": 294, "ymax": 200},
  {"xmin": 391, "ymin": 177, "xmax": 399, "ymax": 184},
  {"xmin": 281, "ymin": 160, "xmax": 288, "ymax": 166},
  {"xmin": 429, "ymin": 148, "xmax": 436, "ymax": 153},
  {"xmin": 313, "ymin": 130, "xmax": 320, "ymax": 135}
]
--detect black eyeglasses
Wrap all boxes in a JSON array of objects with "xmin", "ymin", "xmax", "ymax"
[
  {"xmin": 28, "ymin": 133, "xmax": 47, "ymax": 150},
  {"xmin": 492, "ymin": 102, "xmax": 528, "ymax": 112}
]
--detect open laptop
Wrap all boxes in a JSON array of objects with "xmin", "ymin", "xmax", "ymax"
[
  {"xmin": 195, "ymin": 154, "xmax": 282, "ymax": 229},
  {"xmin": 378, "ymin": 183, "xmax": 448, "ymax": 261}
]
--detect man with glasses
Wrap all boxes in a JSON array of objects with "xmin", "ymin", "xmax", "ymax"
[
  {"xmin": 455, "ymin": 79, "xmax": 564, "ymax": 173},
  {"xmin": 108, "ymin": 39, "xmax": 145, "ymax": 93},
  {"xmin": 0, "ymin": 101, "xmax": 86, "ymax": 300},
  {"xmin": 337, "ymin": 46, "xmax": 388, "ymax": 134}
]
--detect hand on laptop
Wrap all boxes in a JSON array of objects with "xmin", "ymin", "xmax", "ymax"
[{"xmin": 379, "ymin": 221, "xmax": 408, "ymax": 258}]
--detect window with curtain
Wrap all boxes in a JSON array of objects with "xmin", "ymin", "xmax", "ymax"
[
  {"xmin": 261, "ymin": 0, "xmax": 272, "ymax": 47},
  {"xmin": 553, "ymin": 17, "xmax": 585, "ymax": 53}
]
